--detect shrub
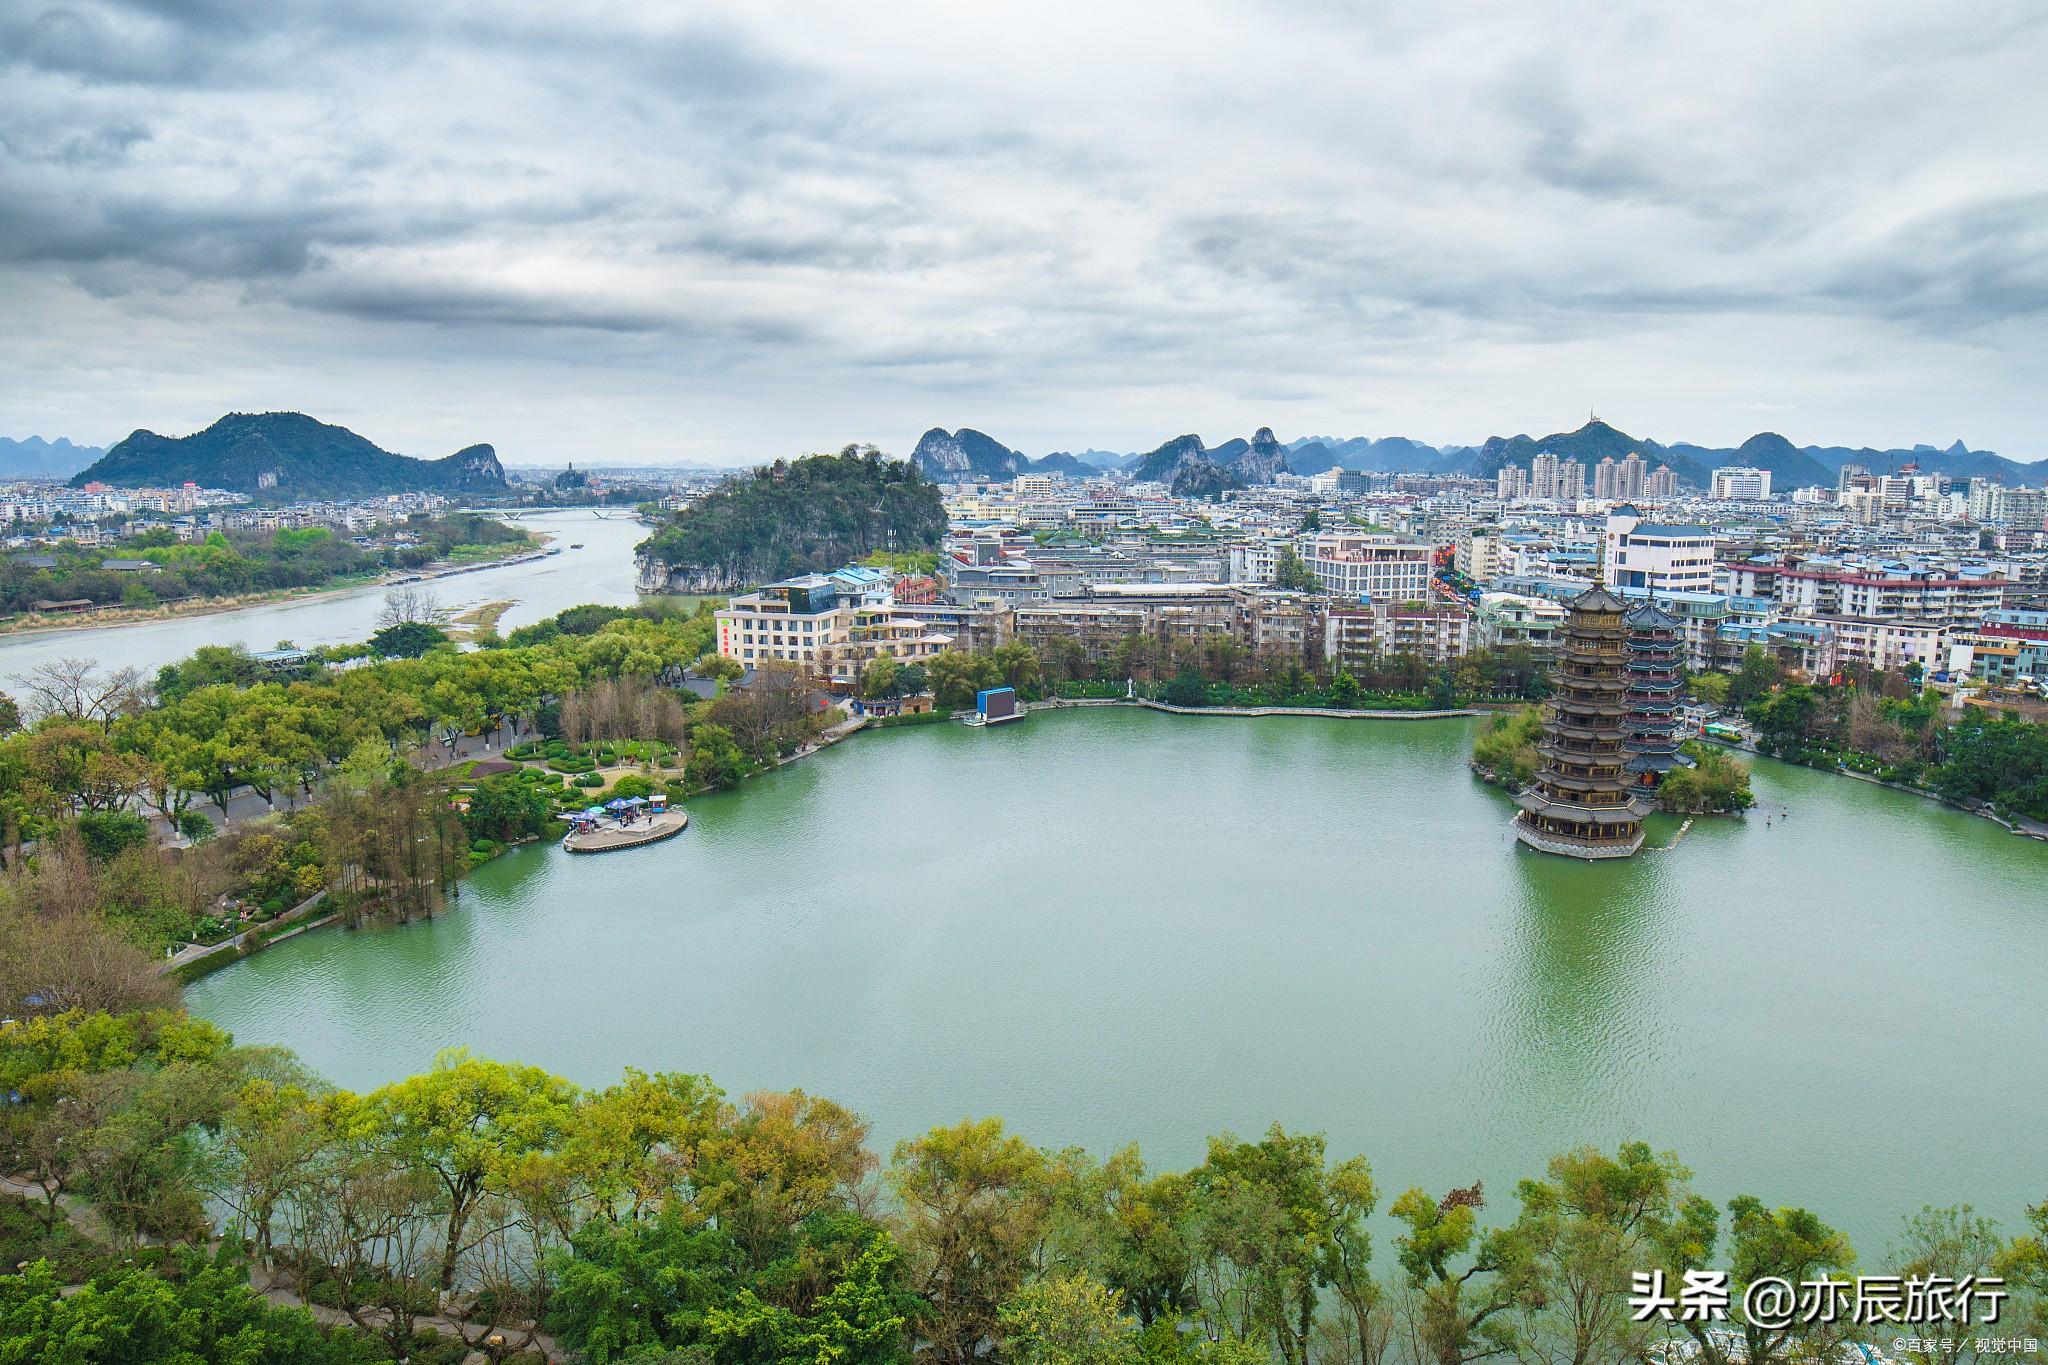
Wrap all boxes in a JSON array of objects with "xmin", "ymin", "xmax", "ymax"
[
  {"xmin": 573, "ymin": 772, "xmax": 605, "ymax": 789},
  {"xmin": 176, "ymin": 810, "xmax": 216, "ymax": 843},
  {"xmin": 1471, "ymin": 706, "xmax": 1543, "ymax": 789},
  {"xmin": 548, "ymin": 756, "xmax": 595, "ymax": 773},
  {"xmin": 77, "ymin": 809, "xmax": 153, "ymax": 863}
]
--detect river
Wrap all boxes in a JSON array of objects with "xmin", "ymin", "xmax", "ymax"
[
  {"xmin": 182, "ymin": 707, "xmax": 2048, "ymax": 1254},
  {"xmin": 0, "ymin": 510, "xmax": 650, "ymax": 680}
]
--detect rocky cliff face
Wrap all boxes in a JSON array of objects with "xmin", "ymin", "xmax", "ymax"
[
  {"xmin": 910, "ymin": 427, "xmax": 1032, "ymax": 481},
  {"xmin": 1133, "ymin": 429, "xmax": 1289, "ymax": 486}
]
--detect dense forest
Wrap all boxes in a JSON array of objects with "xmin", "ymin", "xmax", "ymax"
[
  {"xmin": 638, "ymin": 447, "xmax": 946, "ymax": 591},
  {"xmin": 0, "ymin": 514, "xmax": 531, "ymax": 616}
]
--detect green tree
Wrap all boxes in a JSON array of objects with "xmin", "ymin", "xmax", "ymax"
[
  {"xmin": 0, "ymin": 1250, "xmax": 378, "ymax": 1364},
  {"xmin": 369, "ymin": 620, "xmax": 449, "ymax": 659},
  {"xmin": 687, "ymin": 722, "xmax": 750, "ymax": 790},
  {"xmin": 1728, "ymin": 645, "xmax": 1783, "ymax": 708},
  {"xmin": 862, "ymin": 653, "xmax": 902, "ymax": 700},
  {"xmin": 1651, "ymin": 1194, "xmax": 1856, "ymax": 1365},
  {"xmin": 1191, "ymin": 1126, "xmax": 1378, "ymax": 1365},
  {"xmin": 1002, "ymin": 1271, "xmax": 1135, "ymax": 1365},
  {"xmin": 367, "ymin": 1049, "xmax": 581, "ymax": 1293},
  {"xmin": 890, "ymin": 1117, "xmax": 1054, "ymax": 1365},
  {"xmin": 462, "ymin": 774, "xmax": 552, "ymax": 842},
  {"xmin": 1390, "ymin": 1180, "xmax": 1536, "ymax": 1365},
  {"xmin": 1274, "ymin": 547, "xmax": 1318, "ymax": 592}
]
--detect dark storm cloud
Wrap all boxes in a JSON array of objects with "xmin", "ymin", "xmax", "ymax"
[{"xmin": 2, "ymin": 1, "xmax": 2046, "ymax": 459}]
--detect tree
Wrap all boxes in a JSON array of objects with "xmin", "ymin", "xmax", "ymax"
[
  {"xmin": 1650, "ymin": 1194, "xmax": 1856, "ymax": 1365},
  {"xmin": 1686, "ymin": 672, "xmax": 1732, "ymax": 708},
  {"xmin": 0, "ymin": 1250, "xmax": 379, "ymax": 1364},
  {"xmin": 1329, "ymin": 671, "xmax": 1363, "ymax": 708},
  {"xmin": 75, "ymin": 809, "xmax": 153, "ymax": 862},
  {"xmin": 1002, "ymin": 1272, "xmax": 1136, "ymax": 1365},
  {"xmin": 1749, "ymin": 685, "xmax": 1820, "ymax": 756},
  {"xmin": 1161, "ymin": 668, "xmax": 1208, "ymax": 708},
  {"xmin": 862, "ymin": 653, "xmax": 902, "ymax": 700},
  {"xmin": 1507, "ymin": 1144, "xmax": 1692, "ymax": 1365},
  {"xmin": 13, "ymin": 657, "xmax": 145, "ymax": 730},
  {"xmin": 1889, "ymin": 1205, "xmax": 2007, "ymax": 1365},
  {"xmin": 367, "ymin": 1049, "xmax": 581, "ymax": 1294},
  {"xmin": 1728, "ymin": 646, "xmax": 1782, "ymax": 708},
  {"xmin": 378, "ymin": 585, "xmax": 450, "ymax": 627},
  {"xmin": 1274, "ymin": 547, "xmax": 1319, "ymax": 592},
  {"xmin": 1190, "ymin": 1126, "xmax": 1378, "ymax": 1365},
  {"xmin": 463, "ymin": 775, "xmax": 552, "ymax": 843},
  {"xmin": 687, "ymin": 722, "xmax": 750, "ymax": 790},
  {"xmin": 890, "ymin": 1117, "xmax": 1055, "ymax": 1365},
  {"xmin": 1389, "ymin": 1180, "xmax": 1536, "ymax": 1365},
  {"xmin": 369, "ymin": 620, "xmax": 449, "ymax": 659}
]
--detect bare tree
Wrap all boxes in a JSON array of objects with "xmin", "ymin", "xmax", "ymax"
[
  {"xmin": 379, "ymin": 586, "xmax": 451, "ymax": 628},
  {"xmin": 12, "ymin": 657, "xmax": 146, "ymax": 729}
]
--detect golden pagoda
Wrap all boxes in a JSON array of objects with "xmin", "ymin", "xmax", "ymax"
[{"xmin": 1512, "ymin": 574, "xmax": 1651, "ymax": 859}]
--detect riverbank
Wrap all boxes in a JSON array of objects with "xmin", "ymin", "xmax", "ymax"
[
  {"xmin": 0, "ymin": 541, "xmax": 551, "ymax": 639},
  {"xmin": 1705, "ymin": 734, "xmax": 2048, "ymax": 843}
]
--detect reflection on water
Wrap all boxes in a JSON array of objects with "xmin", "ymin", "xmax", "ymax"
[{"xmin": 185, "ymin": 708, "xmax": 2048, "ymax": 1252}]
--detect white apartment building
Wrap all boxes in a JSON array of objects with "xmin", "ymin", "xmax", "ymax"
[
  {"xmin": 1604, "ymin": 509, "xmax": 1715, "ymax": 594},
  {"xmin": 1453, "ymin": 525, "xmax": 1508, "ymax": 584},
  {"xmin": 1711, "ymin": 466, "xmax": 1773, "ymax": 500},
  {"xmin": 1473, "ymin": 592, "xmax": 1566, "ymax": 651},
  {"xmin": 1304, "ymin": 531, "xmax": 1434, "ymax": 602},
  {"xmin": 715, "ymin": 574, "xmax": 952, "ymax": 685}
]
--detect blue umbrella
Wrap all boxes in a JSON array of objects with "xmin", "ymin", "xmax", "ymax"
[{"xmin": 605, "ymin": 798, "xmax": 629, "ymax": 811}]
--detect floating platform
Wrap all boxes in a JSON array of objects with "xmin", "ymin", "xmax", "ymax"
[{"xmin": 561, "ymin": 808, "xmax": 689, "ymax": 853}]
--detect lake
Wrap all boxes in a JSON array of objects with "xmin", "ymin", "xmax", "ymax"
[
  {"xmin": 0, "ymin": 509, "xmax": 649, "ymax": 680},
  {"xmin": 182, "ymin": 707, "xmax": 2048, "ymax": 1254}
]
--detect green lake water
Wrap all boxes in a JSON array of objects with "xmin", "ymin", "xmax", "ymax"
[{"xmin": 184, "ymin": 708, "xmax": 2048, "ymax": 1253}]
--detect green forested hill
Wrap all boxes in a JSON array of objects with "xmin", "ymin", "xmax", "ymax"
[
  {"xmin": 72, "ymin": 412, "xmax": 508, "ymax": 499},
  {"xmin": 638, "ymin": 448, "xmax": 946, "ymax": 591}
]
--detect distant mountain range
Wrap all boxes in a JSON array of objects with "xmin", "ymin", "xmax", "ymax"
[
  {"xmin": 71, "ymin": 412, "xmax": 509, "ymax": 499},
  {"xmin": 914, "ymin": 420, "xmax": 2047, "ymax": 490},
  {"xmin": 1296, "ymin": 421, "xmax": 2048, "ymax": 489},
  {"xmin": 0, "ymin": 436, "xmax": 106, "ymax": 478}
]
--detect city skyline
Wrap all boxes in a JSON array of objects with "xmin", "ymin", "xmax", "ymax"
[{"xmin": 5, "ymin": 2, "xmax": 2046, "ymax": 464}]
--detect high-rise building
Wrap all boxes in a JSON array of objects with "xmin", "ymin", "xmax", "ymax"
[
  {"xmin": 1593, "ymin": 457, "xmax": 1616, "ymax": 500},
  {"xmin": 1712, "ymin": 466, "xmax": 1773, "ymax": 500},
  {"xmin": 1512, "ymin": 579, "xmax": 1650, "ymax": 859},
  {"xmin": 1496, "ymin": 466, "xmax": 1528, "ymax": 500},
  {"xmin": 1596, "ymin": 453, "xmax": 1649, "ymax": 500},
  {"xmin": 1644, "ymin": 465, "xmax": 1679, "ymax": 499},
  {"xmin": 1531, "ymin": 452, "xmax": 1560, "ymax": 500},
  {"xmin": 1557, "ymin": 458, "xmax": 1585, "ymax": 501}
]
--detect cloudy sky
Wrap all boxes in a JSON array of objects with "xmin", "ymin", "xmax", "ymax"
[{"xmin": 4, "ymin": 1, "xmax": 2045, "ymax": 465}]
